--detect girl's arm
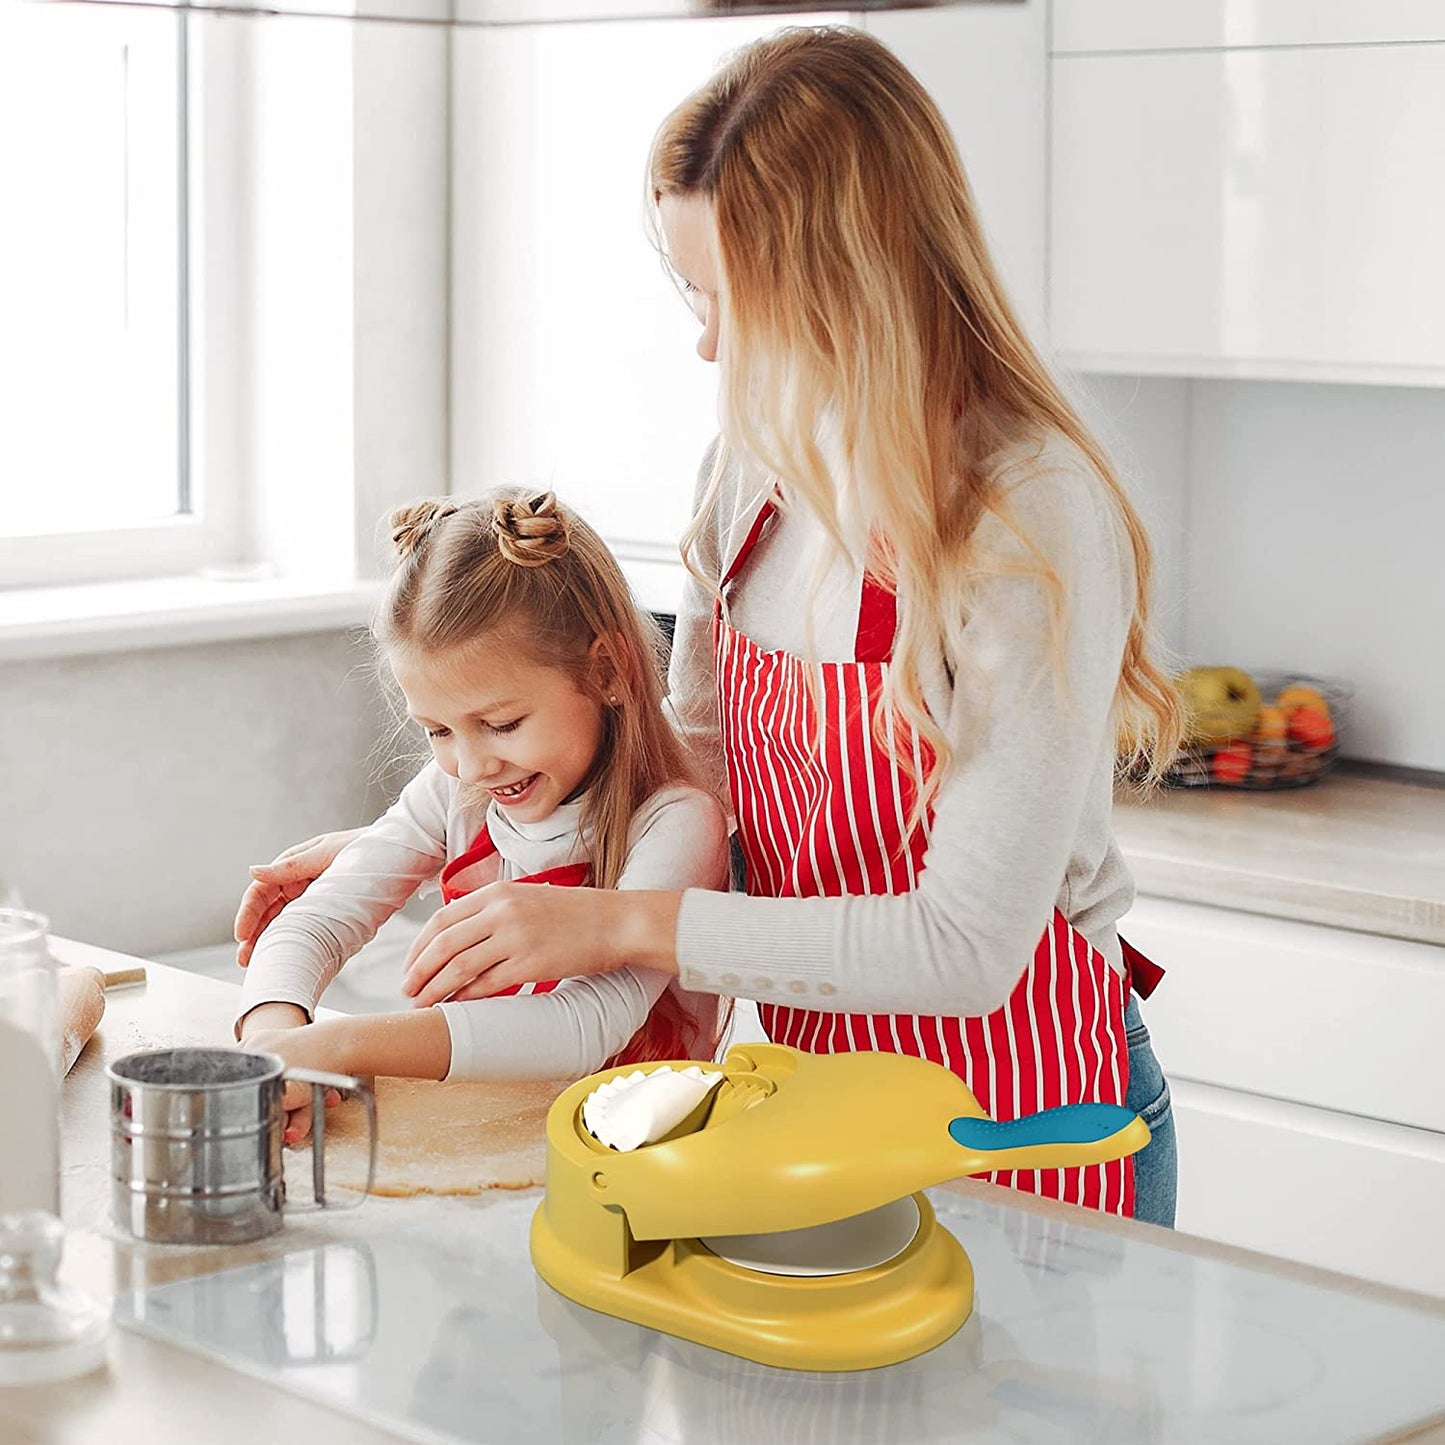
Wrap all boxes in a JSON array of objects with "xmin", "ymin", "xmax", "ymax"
[
  {"xmin": 236, "ymin": 762, "xmax": 456, "ymax": 1036},
  {"xmin": 251, "ymin": 788, "xmax": 726, "ymax": 1114},
  {"xmin": 241, "ymin": 1009, "xmax": 452, "ymax": 1145}
]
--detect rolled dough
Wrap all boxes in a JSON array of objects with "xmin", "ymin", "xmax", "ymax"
[{"xmin": 317, "ymin": 1076, "xmax": 570, "ymax": 1197}]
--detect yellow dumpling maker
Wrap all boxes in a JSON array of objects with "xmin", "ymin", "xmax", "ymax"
[{"xmin": 530, "ymin": 1043, "xmax": 1148, "ymax": 1372}]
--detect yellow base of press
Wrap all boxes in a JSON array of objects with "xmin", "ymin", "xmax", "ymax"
[
  {"xmin": 532, "ymin": 1188, "xmax": 974, "ymax": 1373},
  {"xmin": 530, "ymin": 1044, "xmax": 1147, "ymax": 1373}
]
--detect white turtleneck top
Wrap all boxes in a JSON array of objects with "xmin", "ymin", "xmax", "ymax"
[{"xmin": 237, "ymin": 762, "xmax": 728, "ymax": 1080}]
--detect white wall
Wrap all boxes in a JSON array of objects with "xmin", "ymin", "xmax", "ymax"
[
  {"xmin": 1075, "ymin": 376, "xmax": 1445, "ymax": 772},
  {"xmin": 0, "ymin": 18, "xmax": 450, "ymax": 957},
  {"xmin": 0, "ymin": 632, "xmax": 393, "ymax": 956}
]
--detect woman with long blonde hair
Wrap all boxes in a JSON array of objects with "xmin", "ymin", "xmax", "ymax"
[{"xmin": 238, "ymin": 28, "xmax": 1180, "ymax": 1220}]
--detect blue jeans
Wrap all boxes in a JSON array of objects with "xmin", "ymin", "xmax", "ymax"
[{"xmin": 1125, "ymin": 991, "xmax": 1177, "ymax": 1227}]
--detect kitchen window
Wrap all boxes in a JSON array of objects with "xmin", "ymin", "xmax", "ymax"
[
  {"xmin": 0, "ymin": 6, "xmax": 224, "ymax": 589},
  {"xmin": 0, "ymin": 7, "xmax": 392, "ymax": 610}
]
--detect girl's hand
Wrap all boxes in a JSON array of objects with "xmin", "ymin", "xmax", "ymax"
[
  {"xmin": 240, "ymin": 1022, "xmax": 348, "ymax": 1146},
  {"xmin": 233, "ymin": 829, "xmax": 366, "ymax": 966},
  {"xmin": 400, "ymin": 884, "xmax": 682, "ymax": 1008}
]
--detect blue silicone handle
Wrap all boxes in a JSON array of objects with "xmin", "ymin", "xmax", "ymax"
[{"xmin": 948, "ymin": 1103, "xmax": 1138, "ymax": 1152}]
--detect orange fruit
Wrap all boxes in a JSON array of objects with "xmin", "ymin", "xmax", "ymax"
[
  {"xmin": 1275, "ymin": 684, "xmax": 1331, "ymax": 721},
  {"xmin": 1211, "ymin": 741, "xmax": 1253, "ymax": 785},
  {"xmin": 1255, "ymin": 706, "xmax": 1288, "ymax": 742},
  {"xmin": 1287, "ymin": 706, "xmax": 1335, "ymax": 751}
]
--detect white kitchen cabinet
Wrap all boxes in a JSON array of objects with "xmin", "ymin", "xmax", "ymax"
[
  {"xmin": 1122, "ymin": 896, "xmax": 1445, "ymax": 1133},
  {"xmin": 865, "ymin": 1, "xmax": 1048, "ymax": 339},
  {"xmin": 1123, "ymin": 894, "xmax": 1445, "ymax": 1295},
  {"xmin": 1169, "ymin": 1079, "xmax": 1445, "ymax": 1299},
  {"xmin": 1050, "ymin": 41, "xmax": 1445, "ymax": 385},
  {"xmin": 1053, "ymin": 0, "xmax": 1445, "ymax": 53}
]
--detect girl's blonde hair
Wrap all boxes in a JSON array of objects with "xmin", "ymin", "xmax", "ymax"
[
  {"xmin": 650, "ymin": 26, "xmax": 1182, "ymax": 808},
  {"xmin": 377, "ymin": 487, "xmax": 724, "ymax": 1065}
]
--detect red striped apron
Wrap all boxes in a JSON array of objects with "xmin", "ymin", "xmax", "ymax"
[
  {"xmin": 714, "ymin": 500, "xmax": 1137, "ymax": 1216},
  {"xmin": 439, "ymin": 822, "xmax": 591, "ymax": 999}
]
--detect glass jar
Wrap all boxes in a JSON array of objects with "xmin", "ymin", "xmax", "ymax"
[
  {"xmin": 0, "ymin": 909, "xmax": 108, "ymax": 1384},
  {"xmin": 0, "ymin": 909, "xmax": 58, "ymax": 1216}
]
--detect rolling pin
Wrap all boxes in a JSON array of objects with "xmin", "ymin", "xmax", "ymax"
[
  {"xmin": 60, "ymin": 966, "xmax": 106, "ymax": 1075},
  {"xmin": 58, "ymin": 964, "xmax": 143, "ymax": 1074}
]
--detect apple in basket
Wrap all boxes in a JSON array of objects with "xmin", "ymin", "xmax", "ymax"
[{"xmin": 1174, "ymin": 666, "xmax": 1263, "ymax": 744}]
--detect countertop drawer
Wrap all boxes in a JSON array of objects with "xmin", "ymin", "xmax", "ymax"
[
  {"xmin": 1124, "ymin": 896, "xmax": 1445, "ymax": 1133},
  {"xmin": 1171, "ymin": 1079, "xmax": 1445, "ymax": 1298}
]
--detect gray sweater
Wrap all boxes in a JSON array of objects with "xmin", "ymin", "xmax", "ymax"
[{"xmin": 669, "ymin": 436, "xmax": 1137, "ymax": 1017}]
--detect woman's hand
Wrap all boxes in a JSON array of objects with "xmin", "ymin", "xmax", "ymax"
[
  {"xmin": 400, "ymin": 883, "xmax": 683, "ymax": 1008},
  {"xmin": 233, "ymin": 829, "xmax": 366, "ymax": 966},
  {"xmin": 240, "ymin": 1020, "xmax": 350, "ymax": 1146}
]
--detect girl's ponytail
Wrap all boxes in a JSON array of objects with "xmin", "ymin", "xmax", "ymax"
[
  {"xmin": 491, "ymin": 491, "xmax": 572, "ymax": 568},
  {"xmin": 390, "ymin": 500, "xmax": 460, "ymax": 559}
]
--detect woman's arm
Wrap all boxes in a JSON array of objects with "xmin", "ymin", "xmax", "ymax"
[
  {"xmin": 405, "ymin": 790, "xmax": 728, "ymax": 1081},
  {"xmin": 674, "ymin": 461, "xmax": 1134, "ymax": 1015},
  {"xmin": 235, "ymin": 763, "xmax": 455, "ymax": 1033}
]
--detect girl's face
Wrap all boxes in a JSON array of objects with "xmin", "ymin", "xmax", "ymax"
[
  {"xmin": 659, "ymin": 193, "xmax": 721, "ymax": 363},
  {"xmin": 391, "ymin": 632, "xmax": 609, "ymax": 824}
]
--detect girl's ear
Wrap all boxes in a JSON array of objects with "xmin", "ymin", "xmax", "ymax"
[{"xmin": 588, "ymin": 633, "xmax": 631, "ymax": 704}]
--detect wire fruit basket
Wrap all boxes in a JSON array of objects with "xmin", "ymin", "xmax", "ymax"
[{"xmin": 1160, "ymin": 671, "xmax": 1351, "ymax": 791}]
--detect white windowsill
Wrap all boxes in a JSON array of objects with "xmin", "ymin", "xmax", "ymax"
[{"xmin": 0, "ymin": 551, "xmax": 688, "ymax": 664}]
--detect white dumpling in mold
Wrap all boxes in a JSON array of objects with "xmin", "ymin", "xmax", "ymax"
[{"xmin": 582, "ymin": 1065, "xmax": 724, "ymax": 1152}]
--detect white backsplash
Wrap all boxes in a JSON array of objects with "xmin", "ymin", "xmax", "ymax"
[{"xmin": 1079, "ymin": 374, "xmax": 1445, "ymax": 773}]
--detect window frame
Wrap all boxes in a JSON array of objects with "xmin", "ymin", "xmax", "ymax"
[{"xmin": 0, "ymin": 11, "xmax": 248, "ymax": 591}]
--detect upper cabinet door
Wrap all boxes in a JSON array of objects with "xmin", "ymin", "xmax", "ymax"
[
  {"xmin": 1053, "ymin": 0, "xmax": 1445, "ymax": 52},
  {"xmin": 866, "ymin": 2, "xmax": 1049, "ymax": 341},
  {"xmin": 1049, "ymin": 42, "xmax": 1445, "ymax": 384}
]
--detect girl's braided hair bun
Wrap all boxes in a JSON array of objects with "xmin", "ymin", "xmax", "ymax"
[
  {"xmin": 492, "ymin": 491, "xmax": 571, "ymax": 568},
  {"xmin": 390, "ymin": 499, "xmax": 460, "ymax": 558}
]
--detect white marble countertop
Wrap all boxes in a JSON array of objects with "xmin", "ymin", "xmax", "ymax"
[
  {"xmin": 13, "ymin": 943, "xmax": 1445, "ymax": 1443},
  {"xmin": 1113, "ymin": 767, "xmax": 1445, "ymax": 945}
]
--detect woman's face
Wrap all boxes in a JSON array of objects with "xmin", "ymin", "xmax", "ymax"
[{"xmin": 658, "ymin": 193, "xmax": 721, "ymax": 364}]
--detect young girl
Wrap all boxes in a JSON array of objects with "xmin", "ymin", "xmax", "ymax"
[
  {"xmin": 236, "ymin": 488, "xmax": 729, "ymax": 1142},
  {"xmin": 239, "ymin": 27, "xmax": 1181, "ymax": 1223}
]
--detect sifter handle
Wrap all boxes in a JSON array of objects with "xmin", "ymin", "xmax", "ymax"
[{"xmin": 284, "ymin": 1066, "xmax": 377, "ymax": 1210}]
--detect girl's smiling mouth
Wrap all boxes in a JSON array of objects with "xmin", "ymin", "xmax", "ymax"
[{"xmin": 491, "ymin": 773, "xmax": 540, "ymax": 803}]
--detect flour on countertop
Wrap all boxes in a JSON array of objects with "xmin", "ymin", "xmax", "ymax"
[{"xmin": 315, "ymin": 1076, "xmax": 568, "ymax": 1198}]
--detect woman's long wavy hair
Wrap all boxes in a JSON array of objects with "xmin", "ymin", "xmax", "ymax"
[
  {"xmin": 376, "ymin": 488, "xmax": 727, "ymax": 1066},
  {"xmin": 649, "ymin": 26, "xmax": 1183, "ymax": 811}
]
